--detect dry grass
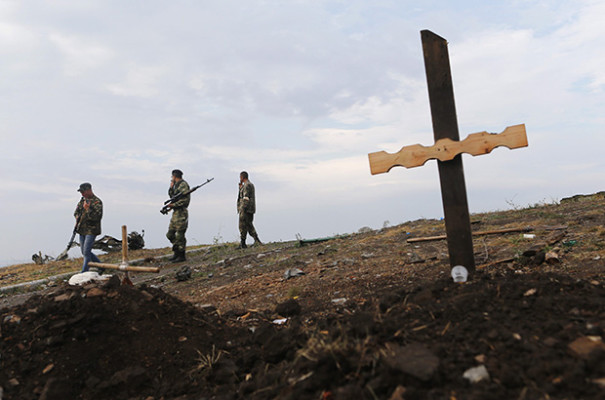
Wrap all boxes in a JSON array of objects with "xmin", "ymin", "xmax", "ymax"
[
  {"xmin": 191, "ymin": 345, "xmax": 225, "ymax": 374},
  {"xmin": 0, "ymin": 246, "xmax": 196, "ymax": 287}
]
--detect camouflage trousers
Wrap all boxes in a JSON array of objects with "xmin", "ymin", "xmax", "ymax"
[
  {"xmin": 239, "ymin": 212, "xmax": 258, "ymax": 241},
  {"xmin": 167, "ymin": 208, "xmax": 188, "ymax": 252}
]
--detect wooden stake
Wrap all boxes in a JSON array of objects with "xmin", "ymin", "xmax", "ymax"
[
  {"xmin": 121, "ymin": 225, "xmax": 128, "ymax": 265},
  {"xmin": 88, "ymin": 224, "xmax": 159, "ymax": 282},
  {"xmin": 421, "ymin": 30, "xmax": 475, "ymax": 273},
  {"xmin": 407, "ymin": 226, "xmax": 533, "ymax": 243}
]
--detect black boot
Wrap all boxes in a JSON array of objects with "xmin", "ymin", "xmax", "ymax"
[
  {"xmin": 171, "ymin": 250, "xmax": 186, "ymax": 263},
  {"xmin": 238, "ymin": 239, "xmax": 247, "ymax": 249},
  {"xmin": 252, "ymin": 234, "xmax": 262, "ymax": 246},
  {"xmin": 169, "ymin": 245, "xmax": 179, "ymax": 261}
]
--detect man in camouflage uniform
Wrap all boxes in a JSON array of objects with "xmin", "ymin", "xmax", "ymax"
[
  {"xmin": 74, "ymin": 182, "xmax": 103, "ymax": 272},
  {"xmin": 237, "ymin": 171, "xmax": 261, "ymax": 248},
  {"xmin": 166, "ymin": 169, "xmax": 190, "ymax": 262}
]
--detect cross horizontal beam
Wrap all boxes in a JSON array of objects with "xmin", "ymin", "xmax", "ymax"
[
  {"xmin": 368, "ymin": 124, "xmax": 527, "ymax": 174},
  {"xmin": 87, "ymin": 262, "xmax": 160, "ymax": 273}
]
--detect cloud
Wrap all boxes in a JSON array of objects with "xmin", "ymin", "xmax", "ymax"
[
  {"xmin": 2, "ymin": 0, "xmax": 605, "ymax": 265},
  {"xmin": 49, "ymin": 33, "xmax": 114, "ymax": 76},
  {"xmin": 0, "ymin": 21, "xmax": 36, "ymax": 49},
  {"xmin": 105, "ymin": 63, "xmax": 167, "ymax": 98}
]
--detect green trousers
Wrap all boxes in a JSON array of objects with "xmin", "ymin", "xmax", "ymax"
[{"xmin": 167, "ymin": 208, "xmax": 188, "ymax": 252}]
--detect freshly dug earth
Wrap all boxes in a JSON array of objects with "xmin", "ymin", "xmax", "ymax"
[
  {"xmin": 1, "ymin": 193, "xmax": 604, "ymax": 399},
  {"xmin": 1, "ymin": 272, "xmax": 604, "ymax": 399}
]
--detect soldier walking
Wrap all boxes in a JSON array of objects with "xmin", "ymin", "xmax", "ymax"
[
  {"xmin": 237, "ymin": 171, "xmax": 261, "ymax": 248},
  {"xmin": 74, "ymin": 183, "xmax": 103, "ymax": 272},
  {"xmin": 165, "ymin": 169, "xmax": 190, "ymax": 262}
]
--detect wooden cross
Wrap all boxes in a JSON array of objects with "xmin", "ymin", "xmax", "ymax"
[
  {"xmin": 368, "ymin": 30, "xmax": 528, "ymax": 275},
  {"xmin": 89, "ymin": 225, "xmax": 159, "ymax": 285}
]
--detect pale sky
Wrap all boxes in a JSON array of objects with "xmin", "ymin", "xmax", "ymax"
[{"xmin": 1, "ymin": 0, "xmax": 604, "ymax": 266}]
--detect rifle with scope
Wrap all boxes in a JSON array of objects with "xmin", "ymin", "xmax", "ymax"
[{"xmin": 160, "ymin": 177, "xmax": 214, "ymax": 214}]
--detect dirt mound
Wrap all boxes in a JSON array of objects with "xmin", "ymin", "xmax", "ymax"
[
  {"xmin": 0, "ymin": 276, "xmax": 247, "ymax": 400},
  {"xmin": 2, "ymin": 271, "xmax": 604, "ymax": 399}
]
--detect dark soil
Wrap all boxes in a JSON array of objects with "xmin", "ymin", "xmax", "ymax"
[
  {"xmin": 1, "ymin": 272, "xmax": 604, "ymax": 399},
  {"xmin": 1, "ymin": 193, "xmax": 604, "ymax": 399}
]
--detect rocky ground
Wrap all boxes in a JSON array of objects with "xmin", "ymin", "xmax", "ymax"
[{"xmin": 1, "ymin": 193, "xmax": 604, "ymax": 399}]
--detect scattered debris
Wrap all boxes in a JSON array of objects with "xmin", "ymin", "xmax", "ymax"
[
  {"xmin": 127, "ymin": 230, "xmax": 145, "ymax": 250},
  {"xmin": 463, "ymin": 365, "xmax": 490, "ymax": 383},
  {"xmin": 284, "ymin": 268, "xmax": 305, "ymax": 280},
  {"xmin": 317, "ymin": 246, "xmax": 337, "ymax": 256},
  {"xmin": 298, "ymin": 234, "xmax": 349, "ymax": 247},
  {"xmin": 383, "ymin": 343, "xmax": 439, "ymax": 381},
  {"xmin": 408, "ymin": 252, "xmax": 424, "ymax": 264},
  {"xmin": 287, "ymin": 371, "xmax": 314, "ymax": 385},
  {"xmin": 545, "ymin": 251, "xmax": 560, "ymax": 264},
  {"xmin": 272, "ymin": 318, "xmax": 288, "ymax": 325},
  {"xmin": 474, "ymin": 354, "xmax": 487, "ymax": 364},
  {"xmin": 3, "ymin": 314, "xmax": 21, "ymax": 324},
  {"xmin": 340, "ymin": 258, "xmax": 356, "ymax": 266},
  {"xmin": 86, "ymin": 287, "xmax": 106, "ymax": 297},
  {"xmin": 175, "ymin": 266, "xmax": 192, "ymax": 282},
  {"xmin": 92, "ymin": 235, "xmax": 123, "ymax": 252},
  {"xmin": 42, "ymin": 363, "xmax": 55, "ymax": 374},
  {"xmin": 68, "ymin": 271, "xmax": 111, "ymax": 286},
  {"xmin": 568, "ymin": 336, "xmax": 605, "ymax": 360},
  {"xmin": 91, "ymin": 230, "xmax": 145, "ymax": 252},
  {"xmin": 388, "ymin": 385, "xmax": 407, "ymax": 400},
  {"xmin": 32, "ymin": 251, "xmax": 53, "ymax": 265},
  {"xmin": 524, "ymin": 288, "xmax": 537, "ymax": 297},
  {"xmin": 331, "ymin": 298, "xmax": 347, "ymax": 305},
  {"xmin": 451, "ymin": 265, "xmax": 468, "ymax": 283}
]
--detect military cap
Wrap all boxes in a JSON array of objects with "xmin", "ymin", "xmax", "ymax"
[{"xmin": 77, "ymin": 182, "xmax": 92, "ymax": 192}]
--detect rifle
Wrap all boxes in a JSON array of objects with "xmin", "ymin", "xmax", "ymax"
[
  {"xmin": 160, "ymin": 178, "xmax": 214, "ymax": 215},
  {"xmin": 56, "ymin": 215, "xmax": 82, "ymax": 261}
]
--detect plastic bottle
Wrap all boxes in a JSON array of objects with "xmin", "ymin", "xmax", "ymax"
[{"xmin": 451, "ymin": 265, "xmax": 468, "ymax": 283}]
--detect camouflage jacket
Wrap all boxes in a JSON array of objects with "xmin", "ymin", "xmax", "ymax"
[
  {"xmin": 74, "ymin": 195, "xmax": 103, "ymax": 235},
  {"xmin": 169, "ymin": 179, "xmax": 190, "ymax": 209},
  {"xmin": 237, "ymin": 181, "xmax": 256, "ymax": 214}
]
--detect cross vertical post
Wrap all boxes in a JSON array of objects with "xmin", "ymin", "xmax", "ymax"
[
  {"xmin": 88, "ymin": 225, "xmax": 160, "ymax": 285},
  {"xmin": 421, "ymin": 30, "xmax": 475, "ymax": 273},
  {"xmin": 368, "ymin": 30, "xmax": 528, "ymax": 278}
]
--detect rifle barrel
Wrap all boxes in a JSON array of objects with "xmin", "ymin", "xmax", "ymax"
[{"xmin": 160, "ymin": 177, "xmax": 214, "ymax": 214}]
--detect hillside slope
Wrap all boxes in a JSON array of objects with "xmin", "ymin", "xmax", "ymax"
[{"xmin": 1, "ymin": 192, "xmax": 604, "ymax": 399}]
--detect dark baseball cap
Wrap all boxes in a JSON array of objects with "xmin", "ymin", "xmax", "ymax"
[{"xmin": 77, "ymin": 182, "xmax": 92, "ymax": 192}]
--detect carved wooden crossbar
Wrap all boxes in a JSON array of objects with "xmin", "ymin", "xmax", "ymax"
[{"xmin": 369, "ymin": 124, "xmax": 527, "ymax": 174}]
